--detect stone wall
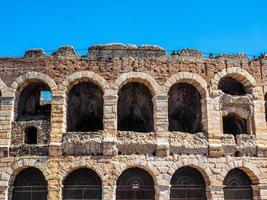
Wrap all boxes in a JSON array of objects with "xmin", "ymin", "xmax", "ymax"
[{"xmin": 1, "ymin": 44, "xmax": 267, "ymax": 200}]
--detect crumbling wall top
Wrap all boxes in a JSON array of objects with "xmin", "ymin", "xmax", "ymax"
[
  {"xmin": 52, "ymin": 45, "xmax": 78, "ymax": 59},
  {"xmin": 216, "ymin": 53, "xmax": 249, "ymax": 63},
  {"xmin": 24, "ymin": 49, "xmax": 45, "ymax": 59},
  {"xmin": 88, "ymin": 43, "xmax": 166, "ymax": 59}
]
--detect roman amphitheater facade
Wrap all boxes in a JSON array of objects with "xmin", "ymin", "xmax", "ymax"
[{"xmin": 0, "ymin": 44, "xmax": 267, "ymax": 200}]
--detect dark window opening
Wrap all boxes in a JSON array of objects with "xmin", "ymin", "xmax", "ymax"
[
  {"xmin": 118, "ymin": 83, "xmax": 153, "ymax": 132},
  {"xmin": 24, "ymin": 126, "xmax": 37, "ymax": 144},
  {"xmin": 168, "ymin": 83, "xmax": 202, "ymax": 133},
  {"xmin": 223, "ymin": 168, "xmax": 253, "ymax": 200},
  {"xmin": 11, "ymin": 167, "xmax": 48, "ymax": 200},
  {"xmin": 17, "ymin": 82, "xmax": 51, "ymax": 121},
  {"xmin": 116, "ymin": 168, "xmax": 155, "ymax": 200},
  {"xmin": 218, "ymin": 77, "xmax": 246, "ymax": 95},
  {"xmin": 170, "ymin": 167, "xmax": 206, "ymax": 200},
  {"xmin": 63, "ymin": 168, "xmax": 102, "ymax": 200},
  {"xmin": 223, "ymin": 113, "xmax": 247, "ymax": 141},
  {"xmin": 67, "ymin": 82, "xmax": 103, "ymax": 132}
]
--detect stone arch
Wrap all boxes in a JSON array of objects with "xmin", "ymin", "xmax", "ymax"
[
  {"xmin": 61, "ymin": 71, "xmax": 109, "ymax": 95},
  {"xmin": 166, "ymin": 159, "xmax": 213, "ymax": 186},
  {"xmin": 114, "ymin": 164, "xmax": 158, "ymax": 186},
  {"xmin": 62, "ymin": 167, "xmax": 102, "ymax": 200},
  {"xmin": 164, "ymin": 72, "xmax": 209, "ymax": 132},
  {"xmin": 114, "ymin": 72, "xmax": 162, "ymax": 96},
  {"xmin": 164, "ymin": 72, "xmax": 208, "ymax": 98},
  {"xmin": 116, "ymin": 166, "xmax": 156, "ymax": 200},
  {"xmin": 211, "ymin": 67, "xmax": 257, "ymax": 94},
  {"xmin": 1, "ymin": 159, "xmax": 52, "ymax": 187},
  {"xmin": 11, "ymin": 72, "xmax": 57, "ymax": 121},
  {"xmin": 170, "ymin": 166, "xmax": 207, "ymax": 200},
  {"xmin": 219, "ymin": 161, "xmax": 261, "ymax": 184},
  {"xmin": 59, "ymin": 164, "xmax": 104, "ymax": 185},
  {"xmin": 11, "ymin": 72, "xmax": 57, "ymax": 95}
]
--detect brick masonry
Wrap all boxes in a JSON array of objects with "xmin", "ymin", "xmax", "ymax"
[{"xmin": 0, "ymin": 44, "xmax": 267, "ymax": 199}]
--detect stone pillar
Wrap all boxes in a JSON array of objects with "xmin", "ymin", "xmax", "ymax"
[
  {"xmin": 206, "ymin": 185, "xmax": 224, "ymax": 200},
  {"xmin": 49, "ymin": 94, "xmax": 66, "ymax": 156},
  {"xmin": 0, "ymin": 94, "xmax": 14, "ymax": 157},
  {"xmin": 103, "ymin": 92, "xmax": 117, "ymax": 134},
  {"xmin": 47, "ymin": 185, "xmax": 61, "ymax": 200},
  {"xmin": 103, "ymin": 90, "xmax": 118, "ymax": 156},
  {"xmin": 102, "ymin": 185, "xmax": 116, "ymax": 200},
  {"xmin": 253, "ymin": 100, "xmax": 267, "ymax": 157},
  {"xmin": 257, "ymin": 183, "xmax": 267, "ymax": 200},
  {"xmin": 153, "ymin": 96, "xmax": 169, "ymax": 156},
  {"xmin": 47, "ymin": 179, "xmax": 61, "ymax": 200},
  {"xmin": 0, "ymin": 186, "xmax": 8, "ymax": 200},
  {"xmin": 206, "ymin": 95, "xmax": 223, "ymax": 157},
  {"xmin": 155, "ymin": 185, "xmax": 170, "ymax": 200}
]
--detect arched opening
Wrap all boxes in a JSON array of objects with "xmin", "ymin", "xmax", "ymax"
[
  {"xmin": 118, "ymin": 83, "xmax": 153, "ymax": 132},
  {"xmin": 24, "ymin": 126, "xmax": 37, "ymax": 144},
  {"xmin": 223, "ymin": 168, "xmax": 253, "ymax": 200},
  {"xmin": 63, "ymin": 168, "xmax": 102, "ymax": 200},
  {"xmin": 170, "ymin": 167, "xmax": 206, "ymax": 200},
  {"xmin": 11, "ymin": 167, "xmax": 48, "ymax": 200},
  {"xmin": 218, "ymin": 77, "xmax": 246, "ymax": 95},
  {"xmin": 223, "ymin": 113, "xmax": 247, "ymax": 141},
  {"xmin": 67, "ymin": 82, "xmax": 103, "ymax": 132},
  {"xmin": 116, "ymin": 168, "xmax": 155, "ymax": 200},
  {"xmin": 16, "ymin": 82, "xmax": 52, "ymax": 121},
  {"xmin": 168, "ymin": 83, "xmax": 202, "ymax": 133}
]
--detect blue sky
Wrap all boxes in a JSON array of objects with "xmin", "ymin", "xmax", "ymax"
[{"xmin": 1, "ymin": 0, "xmax": 267, "ymax": 57}]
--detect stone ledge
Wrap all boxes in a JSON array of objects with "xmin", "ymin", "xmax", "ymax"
[
  {"xmin": 62, "ymin": 131, "xmax": 103, "ymax": 156},
  {"xmin": 169, "ymin": 132, "xmax": 208, "ymax": 156},
  {"xmin": 117, "ymin": 131, "xmax": 156, "ymax": 155}
]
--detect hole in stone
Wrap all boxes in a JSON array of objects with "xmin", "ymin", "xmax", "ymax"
[
  {"xmin": 168, "ymin": 83, "xmax": 202, "ymax": 133},
  {"xmin": 118, "ymin": 82, "xmax": 153, "ymax": 132},
  {"xmin": 218, "ymin": 77, "xmax": 246, "ymax": 95},
  {"xmin": 24, "ymin": 126, "xmax": 37, "ymax": 144},
  {"xmin": 17, "ymin": 82, "xmax": 52, "ymax": 121},
  {"xmin": 67, "ymin": 82, "xmax": 103, "ymax": 132},
  {"xmin": 223, "ymin": 113, "xmax": 247, "ymax": 143},
  {"xmin": 235, "ymin": 151, "xmax": 242, "ymax": 157}
]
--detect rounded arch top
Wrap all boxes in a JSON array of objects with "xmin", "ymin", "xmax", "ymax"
[
  {"xmin": 219, "ymin": 161, "xmax": 262, "ymax": 185},
  {"xmin": 59, "ymin": 164, "xmax": 104, "ymax": 185},
  {"xmin": 2, "ymin": 159, "xmax": 52, "ymax": 187},
  {"xmin": 11, "ymin": 72, "xmax": 58, "ymax": 96},
  {"xmin": 114, "ymin": 72, "xmax": 163, "ymax": 96},
  {"xmin": 61, "ymin": 71, "xmax": 109, "ymax": 95},
  {"xmin": 114, "ymin": 164, "xmax": 158, "ymax": 186},
  {"xmin": 212, "ymin": 67, "xmax": 257, "ymax": 91},
  {"xmin": 164, "ymin": 72, "xmax": 208, "ymax": 97}
]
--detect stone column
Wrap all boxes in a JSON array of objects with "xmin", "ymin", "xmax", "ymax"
[
  {"xmin": 47, "ymin": 185, "xmax": 61, "ymax": 200},
  {"xmin": 257, "ymin": 183, "xmax": 267, "ymax": 200},
  {"xmin": 102, "ymin": 185, "xmax": 116, "ymax": 200},
  {"xmin": 0, "ymin": 94, "xmax": 14, "ymax": 157},
  {"xmin": 252, "ymin": 99, "xmax": 267, "ymax": 157},
  {"xmin": 47, "ymin": 179, "xmax": 61, "ymax": 200},
  {"xmin": 0, "ymin": 186, "xmax": 8, "ymax": 200},
  {"xmin": 155, "ymin": 185, "xmax": 170, "ymax": 200},
  {"xmin": 206, "ymin": 185, "xmax": 224, "ymax": 200},
  {"xmin": 206, "ymin": 95, "xmax": 223, "ymax": 158},
  {"xmin": 102, "ymin": 89, "xmax": 118, "ymax": 156},
  {"xmin": 49, "ymin": 94, "xmax": 66, "ymax": 156},
  {"xmin": 153, "ymin": 96, "xmax": 169, "ymax": 156}
]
